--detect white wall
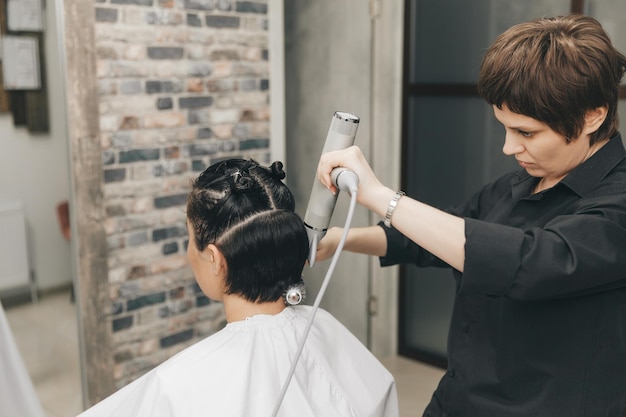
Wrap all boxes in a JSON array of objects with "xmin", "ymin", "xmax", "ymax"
[
  {"xmin": 284, "ymin": 0, "xmax": 373, "ymax": 345},
  {"xmin": 0, "ymin": 0, "xmax": 72, "ymax": 292}
]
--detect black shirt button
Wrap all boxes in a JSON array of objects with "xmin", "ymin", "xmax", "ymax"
[{"xmin": 448, "ymin": 369, "xmax": 456, "ymax": 377}]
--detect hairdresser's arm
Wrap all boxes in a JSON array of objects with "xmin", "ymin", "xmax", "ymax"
[
  {"xmin": 318, "ymin": 146, "xmax": 466, "ymax": 272},
  {"xmin": 316, "ymin": 225, "xmax": 387, "ymax": 262}
]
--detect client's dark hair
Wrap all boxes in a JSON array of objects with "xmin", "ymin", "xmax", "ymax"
[{"xmin": 186, "ymin": 159, "xmax": 308, "ymax": 303}]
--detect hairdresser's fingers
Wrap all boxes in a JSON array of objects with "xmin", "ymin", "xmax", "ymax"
[
  {"xmin": 316, "ymin": 227, "xmax": 343, "ymax": 262},
  {"xmin": 317, "ymin": 146, "xmax": 368, "ymax": 189}
]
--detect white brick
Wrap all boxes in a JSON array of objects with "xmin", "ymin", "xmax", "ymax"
[
  {"xmin": 212, "ymin": 124, "xmax": 233, "ymax": 139},
  {"xmin": 100, "ymin": 114, "xmax": 120, "ymax": 132},
  {"xmin": 143, "ymin": 112, "xmax": 186, "ymax": 129},
  {"xmin": 124, "ymin": 44, "xmax": 146, "ymax": 60},
  {"xmin": 210, "ymin": 108, "xmax": 240, "ymax": 124},
  {"xmin": 131, "ymin": 197, "xmax": 153, "ymax": 214},
  {"xmin": 109, "ymin": 267, "xmax": 128, "ymax": 284}
]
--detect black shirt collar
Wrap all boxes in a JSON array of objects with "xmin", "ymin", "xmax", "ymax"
[{"xmin": 511, "ymin": 132, "xmax": 626, "ymax": 198}]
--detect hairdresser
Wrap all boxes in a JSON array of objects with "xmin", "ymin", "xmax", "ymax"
[{"xmin": 316, "ymin": 14, "xmax": 626, "ymax": 417}]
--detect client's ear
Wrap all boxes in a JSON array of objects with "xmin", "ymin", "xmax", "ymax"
[{"xmin": 206, "ymin": 244, "xmax": 227, "ymax": 277}]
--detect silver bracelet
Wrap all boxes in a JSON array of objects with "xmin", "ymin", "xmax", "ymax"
[{"xmin": 383, "ymin": 190, "xmax": 405, "ymax": 228}]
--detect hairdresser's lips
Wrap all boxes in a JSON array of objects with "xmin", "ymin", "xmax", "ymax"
[{"xmin": 517, "ymin": 159, "xmax": 534, "ymax": 169}]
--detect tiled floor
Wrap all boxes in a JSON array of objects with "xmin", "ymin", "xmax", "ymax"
[
  {"xmin": 4, "ymin": 290, "xmax": 445, "ymax": 417},
  {"xmin": 4, "ymin": 290, "xmax": 82, "ymax": 417}
]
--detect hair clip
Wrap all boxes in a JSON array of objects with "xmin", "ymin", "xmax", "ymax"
[
  {"xmin": 201, "ymin": 169, "xmax": 242, "ymax": 188},
  {"xmin": 284, "ymin": 281, "xmax": 306, "ymax": 306}
]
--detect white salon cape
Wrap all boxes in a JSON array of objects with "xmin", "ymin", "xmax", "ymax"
[
  {"xmin": 79, "ymin": 305, "xmax": 398, "ymax": 417},
  {"xmin": 0, "ymin": 301, "xmax": 47, "ymax": 417}
]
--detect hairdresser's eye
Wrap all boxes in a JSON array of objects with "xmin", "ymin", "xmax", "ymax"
[{"xmin": 517, "ymin": 129, "xmax": 533, "ymax": 138}]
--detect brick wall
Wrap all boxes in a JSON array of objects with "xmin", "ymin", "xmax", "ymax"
[{"xmin": 93, "ymin": 0, "xmax": 271, "ymax": 388}]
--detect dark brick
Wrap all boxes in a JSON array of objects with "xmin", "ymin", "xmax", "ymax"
[
  {"xmin": 102, "ymin": 150, "xmax": 116, "ymax": 165},
  {"xmin": 160, "ymin": 300, "xmax": 192, "ymax": 317},
  {"xmin": 152, "ymin": 225, "xmax": 187, "ymax": 242},
  {"xmin": 120, "ymin": 116, "xmax": 140, "ymax": 130},
  {"xmin": 160, "ymin": 328, "xmax": 194, "ymax": 348},
  {"xmin": 190, "ymin": 282, "xmax": 203, "ymax": 294},
  {"xmin": 128, "ymin": 265, "xmax": 147, "ymax": 279},
  {"xmin": 111, "ymin": 301, "xmax": 124, "ymax": 315},
  {"xmin": 179, "ymin": 96, "xmax": 213, "ymax": 109},
  {"xmin": 127, "ymin": 292, "xmax": 166, "ymax": 311},
  {"xmin": 239, "ymin": 138, "xmax": 269, "ymax": 150},
  {"xmin": 170, "ymin": 286, "xmax": 185, "ymax": 299},
  {"xmin": 191, "ymin": 160, "xmax": 207, "ymax": 171},
  {"xmin": 188, "ymin": 142, "xmax": 219, "ymax": 156},
  {"xmin": 95, "ymin": 7, "xmax": 118, "ymax": 22},
  {"xmin": 112, "ymin": 316, "xmax": 133, "ymax": 332},
  {"xmin": 196, "ymin": 294, "xmax": 211, "ymax": 307},
  {"xmin": 147, "ymin": 47, "xmax": 184, "ymax": 60},
  {"xmin": 188, "ymin": 110, "xmax": 209, "ymax": 125},
  {"xmin": 205, "ymin": 15, "xmax": 240, "ymax": 28},
  {"xmin": 156, "ymin": 97, "xmax": 173, "ymax": 110},
  {"xmin": 162, "ymin": 241, "xmax": 179, "ymax": 255},
  {"xmin": 186, "ymin": 13, "xmax": 202, "ymax": 27},
  {"xmin": 188, "ymin": 63, "xmax": 213, "ymax": 77},
  {"xmin": 153, "ymin": 161, "xmax": 187, "ymax": 177},
  {"xmin": 236, "ymin": 1, "xmax": 267, "ymax": 13},
  {"xmin": 158, "ymin": 306, "xmax": 170, "ymax": 318},
  {"xmin": 106, "ymin": 204, "xmax": 126, "ymax": 216},
  {"xmin": 104, "ymin": 168, "xmax": 126, "ymax": 183},
  {"xmin": 154, "ymin": 193, "xmax": 188, "ymax": 209},
  {"xmin": 209, "ymin": 49, "xmax": 239, "ymax": 60},
  {"xmin": 184, "ymin": 0, "xmax": 213, "ymax": 10},
  {"xmin": 241, "ymin": 109, "xmax": 255, "ymax": 121},
  {"xmin": 146, "ymin": 80, "xmax": 180, "ymax": 94},
  {"xmin": 197, "ymin": 127, "xmax": 213, "ymax": 139},
  {"xmin": 113, "ymin": 350, "xmax": 133, "ymax": 363},
  {"xmin": 164, "ymin": 146, "xmax": 180, "ymax": 158},
  {"xmin": 119, "ymin": 149, "xmax": 160, "ymax": 163}
]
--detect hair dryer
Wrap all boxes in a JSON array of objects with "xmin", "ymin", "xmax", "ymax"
[{"xmin": 304, "ymin": 111, "xmax": 359, "ymax": 267}]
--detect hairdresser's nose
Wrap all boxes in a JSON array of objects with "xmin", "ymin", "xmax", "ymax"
[{"xmin": 502, "ymin": 131, "xmax": 525, "ymax": 156}]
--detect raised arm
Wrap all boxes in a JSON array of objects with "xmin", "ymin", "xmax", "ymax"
[{"xmin": 317, "ymin": 146, "xmax": 466, "ymax": 271}]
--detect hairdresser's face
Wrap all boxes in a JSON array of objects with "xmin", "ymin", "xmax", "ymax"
[
  {"xmin": 186, "ymin": 222, "xmax": 225, "ymax": 301},
  {"xmin": 494, "ymin": 104, "xmax": 598, "ymax": 188}
]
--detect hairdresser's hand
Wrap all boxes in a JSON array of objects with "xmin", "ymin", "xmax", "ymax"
[
  {"xmin": 317, "ymin": 146, "xmax": 394, "ymax": 217},
  {"xmin": 315, "ymin": 227, "xmax": 343, "ymax": 262}
]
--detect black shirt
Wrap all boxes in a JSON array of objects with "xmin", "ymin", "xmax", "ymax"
[{"xmin": 381, "ymin": 134, "xmax": 626, "ymax": 417}]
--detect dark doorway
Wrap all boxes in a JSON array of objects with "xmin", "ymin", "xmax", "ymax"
[{"xmin": 398, "ymin": 0, "xmax": 588, "ymax": 367}]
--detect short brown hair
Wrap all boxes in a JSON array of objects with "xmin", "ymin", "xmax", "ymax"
[{"xmin": 478, "ymin": 14, "xmax": 626, "ymax": 144}]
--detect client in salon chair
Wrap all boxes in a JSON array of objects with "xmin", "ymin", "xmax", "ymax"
[{"xmin": 79, "ymin": 158, "xmax": 398, "ymax": 417}]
